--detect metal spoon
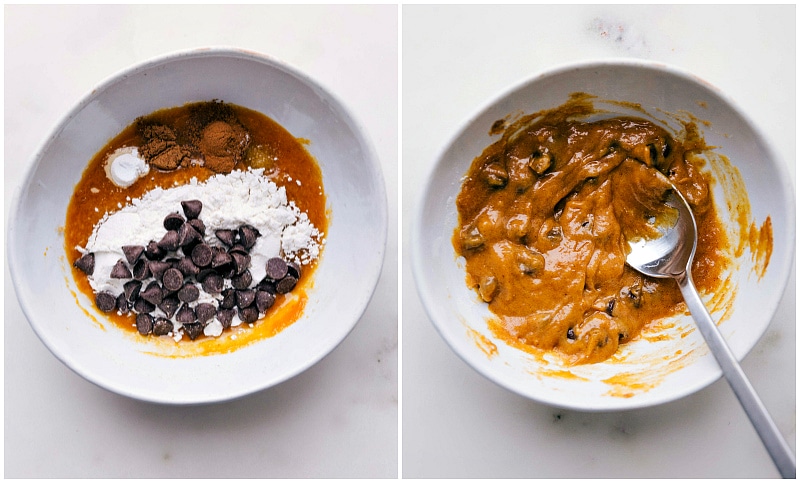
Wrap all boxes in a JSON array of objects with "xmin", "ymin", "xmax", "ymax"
[{"xmin": 625, "ymin": 176, "xmax": 796, "ymax": 479}]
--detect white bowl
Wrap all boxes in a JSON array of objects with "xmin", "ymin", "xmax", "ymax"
[
  {"xmin": 8, "ymin": 48, "xmax": 387, "ymax": 404},
  {"xmin": 412, "ymin": 59, "xmax": 794, "ymax": 411}
]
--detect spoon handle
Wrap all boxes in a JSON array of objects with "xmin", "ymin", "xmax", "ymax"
[{"xmin": 677, "ymin": 271, "xmax": 796, "ymax": 478}]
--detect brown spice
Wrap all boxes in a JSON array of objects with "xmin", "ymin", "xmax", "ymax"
[
  {"xmin": 198, "ymin": 120, "xmax": 250, "ymax": 173},
  {"xmin": 138, "ymin": 124, "xmax": 192, "ymax": 170}
]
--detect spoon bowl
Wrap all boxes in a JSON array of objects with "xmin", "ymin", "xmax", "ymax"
[{"xmin": 625, "ymin": 172, "xmax": 796, "ymax": 479}]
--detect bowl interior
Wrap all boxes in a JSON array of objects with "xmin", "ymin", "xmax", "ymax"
[
  {"xmin": 412, "ymin": 61, "xmax": 793, "ymax": 411},
  {"xmin": 8, "ymin": 49, "xmax": 387, "ymax": 404}
]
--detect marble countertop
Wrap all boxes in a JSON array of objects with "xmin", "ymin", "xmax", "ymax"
[
  {"xmin": 402, "ymin": 4, "xmax": 795, "ymax": 479},
  {"xmin": 4, "ymin": 5, "xmax": 397, "ymax": 479}
]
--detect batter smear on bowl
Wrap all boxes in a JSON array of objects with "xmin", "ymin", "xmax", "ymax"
[
  {"xmin": 453, "ymin": 95, "xmax": 734, "ymax": 364},
  {"xmin": 66, "ymin": 101, "xmax": 326, "ymax": 347}
]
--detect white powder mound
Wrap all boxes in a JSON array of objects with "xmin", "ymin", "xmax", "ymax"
[{"xmin": 79, "ymin": 168, "xmax": 323, "ymax": 340}]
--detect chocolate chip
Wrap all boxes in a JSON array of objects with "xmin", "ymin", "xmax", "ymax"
[
  {"xmin": 140, "ymin": 281, "xmax": 164, "ymax": 305},
  {"xmin": 157, "ymin": 230, "xmax": 180, "ymax": 252},
  {"xmin": 238, "ymin": 306, "xmax": 259, "ymax": 323},
  {"xmin": 116, "ymin": 293, "xmax": 130, "ymax": 314},
  {"xmin": 276, "ymin": 275, "xmax": 298, "ymax": 294},
  {"xmin": 177, "ymin": 283, "xmax": 200, "ymax": 303},
  {"xmin": 238, "ymin": 225, "xmax": 260, "ymax": 249},
  {"xmin": 133, "ymin": 297, "xmax": 155, "ymax": 314},
  {"xmin": 122, "ymin": 245, "xmax": 145, "ymax": 265},
  {"xmin": 183, "ymin": 322, "xmax": 203, "ymax": 340},
  {"xmin": 215, "ymin": 229, "xmax": 236, "ymax": 246},
  {"xmin": 163, "ymin": 212, "xmax": 185, "ymax": 231},
  {"xmin": 176, "ymin": 304, "xmax": 196, "ymax": 324},
  {"xmin": 287, "ymin": 261, "xmax": 302, "ymax": 279},
  {"xmin": 216, "ymin": 263, "xmax": 236, "ymax": 279},
  {"xmin": 177, "ymin": 256, "xmax": 200, "ymax": 277},
  {"xmin": 178, "ymin": 222, "xmax": 202, "ymax": 247},
  {"xmin": 201, "ymin": 273, "xmax": 224, "ymax": 294},
  {"xmin": 136, "ymin": 313, "xmax": 154, "ymax": 335},
  {"xmin": 187, "ymin": 218, "xmax": 206, "ymax": 236},
  {"xmin": 158, "ymin": 295, "xmax": 180, "ymax": 319},
  {"xmin": 95, "ymin": 291, "xmax": 116, "ymax": 312},
  {"xmin": 196, "ymin": 268, "xmax": 215, "ymax": 282},
  {"xmin": 123, "ymin": 280, "xmax": 142, "ymax": 302},
  {"xmin": 219, "ymin": 289, "xmax": 236, "ymax": 309},
  {"xmin": 145, "ymin": 240, "xmax": 165, "ymax": 260},
  {"xmin": 191, "ymin": 243, "xmax": 213, "ymax": 267},
  {"xmin": 265, "ymin": 257, "xmax": 288, "ymax": 281},
  {"xmin": 256, "ymin": 290, "xmax": 276, "ymax": 313},
  {"xmin": 230, "ymin": 252, "xmax": 251, "ymax": 275},
  {"xmin": 231, "ymin": 270, "xmax": 253, "ymax": 290},
  {"xmin": 110, "ymin": 259, "xmax": 132, "ymax": 279},
  {"xmin": 216, "ymin": 308, "xmax": 235, "ymax": 329},
  {"xmin": 74, "ymin": 252, "xmax": 95, "ymax": 275},
  {"xmin": 235, "ymin": 289, "xmax": 256, "ymax": 309},
  {"xmin": 148, "ymin": 260, "xmax": 171, "ymax": 282},
  {"xmin": 211, "ymin": 249, "xmax": 232, "ymax": 269},
  {"xmin": 228, "ymin": 244, "xmax": 249, "ymax": 255},
  {"xmin": 257, "ymin": 279, "xmax": 277, "ymax": 294},
  {"xmin": 195, "ymin": 303, "xmax": 216, "ymax": 324},
  {"xmin": 153, "ymin": 317, "xmax": 173, "ymax": 336},
  {"xmin": 132, "ymin": 258, "xmax": 151, "ymax": 281},
  {"xmin": 162, "ymin": 268, "xmax": 184, "ymax": 291},
  {"xmin": 181, "ymin": 199, "xmax": 203, "ymax": 219}
]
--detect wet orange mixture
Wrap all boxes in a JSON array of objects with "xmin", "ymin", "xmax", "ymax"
[
  {"xmin": 454, "ymin": 97, "xmax": 730, "ymax": 364},
  {"xmin": 65, "ymin": 102, "xmax": 326, "ymax": 355}
]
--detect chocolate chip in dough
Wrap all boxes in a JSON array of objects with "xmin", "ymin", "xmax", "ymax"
[
  {"xmin": 162, "ymin": 268, "xmax": 184, "ymax": 291},
  {"xmin": 132, "ymin": 258, "xmax": 151, "ymax": 281},
  {"xmin": 177, "ymin": 222, "xmax": 202, "ymax": 247},
  {"xmin": 275, "ymin": 275, "xmax": 297, "ymax": 294},
  {"xmin": 116, "ymin": 293, "xmax": 130, "ymax": 314},
  {"xmin": 238, "ymin": 224, "xmax": 260, "ymax": 249},
  {"xmin": 177, "ymin": 283, "xmax": 200, "ymax": 303},
  {"xmin": 175, "ymin": 304, "xmax": 196, "ymax": 324},
  {"xmin": 145, "ymin": 240, "xmax": 165, "ymax": 260},
  {"xmin": 265, "ymin": 257, "xmax": 288, "ymax": 281},
  {"xmin": 230, "ymin": 252, "xmax": 251, "ymax": 275},
  {"xmin": 163, "ymin": 212, "xmax": 185, "ymax": 231},
  {"xmin": 219, "ymin": 289, "xmax": 236, "ymax": 310},
  {"xmin": 158, "ymin": 295, "xmax": 180, "ymax": 319},
  {"xmin": 136, "ymin": 313, "xmax": 154, "ymax": 335},
  {"xmin": 256, "ymin": 290, "xmax": 276, "ymax": 313},
  {"xmin": 187, "ymin": 218, "xmax": 206, "ymax": 236},
  {"xmin": 157, "ymin": 230, "xmax": 180, "ymax": 252},
  {"xmin": 257, "ymin": 279, "xmax": 277, "ymax": 294},
  {"xmin": 191, "ymin": 243, "xmax": 213, "ymax": 268},
  {"xmin": 287, "ymin": 261, "xmax": 302, "ymax": 279},
  {"xmin": 177, "ymin": 256, "xmax": 200, "ymax": 277},
  {"xmin": 181, "ymin": 200, "xmax": 203, "ymax": 219},
  {"xmin": 214, "ymin": 229, "xmax": 236, "ymax": 246},
  {"xmin": 123, "ymin": 280, "xmax": 142, "ymax": 303},
  {"xmin": 74, "ymin": 252, "xmax": 95, "ymax": 275},
  {"xmin": 153, "ymin": 317, "xmax": 173, "ymax": 336},
  {"xmin": 122, "ymin": 245, "xmax": 145, "ymax": 265},
  {"xmin": 195, "ymin": 303, "xmax": 217, "ymax": 324},
  {"xmin": 211, "ymin": 249, "xmax": 232, "ymax": 269},
  {"xmin": 201, "ymin": 273, "xmax": 224, "ymax": 294},
  {"xmin": 216, "ymin": 308, "xmax": 235, "ymax": 329},
  {"xmin": 140, "ymin": 281, "xmax": 164, "ymax": 305},
  {"xmin": 133, "ymin": 297, "xmax": 155, "ymax": 314},
  {"xmin": 95, "ymin": 291, "xmax": 117, "ymax": 312},
  {"xmin": 110, "ymin": 259, "xmax": 132, "ymax": 279},
  {"xmin": 238, "ymin": 306, "xmax": 259, "ymax": 323},
  {"xmin": 183, "ymin": 322, "xmax": 203, "ymax": 340},
  {"xmin": 148, "ymin": 260, "xmax": 171, "ymax": 282},
  {"xmin": 235, "ymin": 289, "xmax": 256, "ymax": 309},
  {"xmin": 231, "ymin": 270, "xmax": 253, "ymax": 290}
]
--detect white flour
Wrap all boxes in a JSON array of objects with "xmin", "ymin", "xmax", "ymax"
[{"xmin": 79, "ymin": 168, "xmax": 323, "ymax": 340}]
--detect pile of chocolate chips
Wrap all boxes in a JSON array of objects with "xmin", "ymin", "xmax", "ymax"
[{"xmin": 73, "ymin": 199, "xmax": 301, "ymax": 340}]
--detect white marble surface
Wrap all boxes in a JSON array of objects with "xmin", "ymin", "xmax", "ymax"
[
  {"xmin": 5, "ymin": 5, "xmax": 397, "ymax": 478},
  {"xmin": 402, "ymin": 4, "xmax": 795, "ymax": 479}
]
